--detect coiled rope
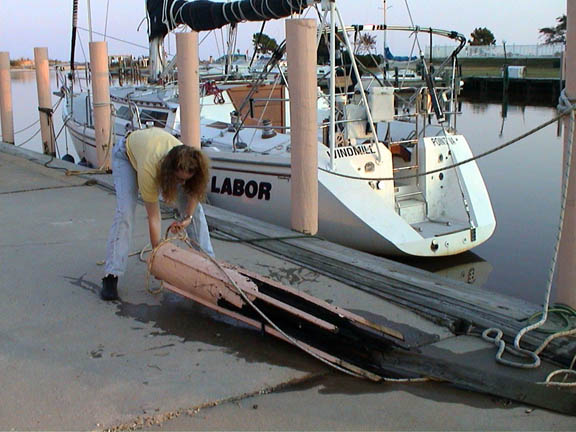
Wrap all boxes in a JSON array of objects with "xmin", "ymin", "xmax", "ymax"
[{"xmin": 481, "ymin": 90, "xmax": 576, "ymax": 388}]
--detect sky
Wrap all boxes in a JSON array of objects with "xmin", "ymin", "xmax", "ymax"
[{"xmin": 0, "ymin": 0, "xmax": 566, "ymax": 62}]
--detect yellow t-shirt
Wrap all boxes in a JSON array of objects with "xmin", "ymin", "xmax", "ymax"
[{"xmin": 125, "ymin": 127, "xmax": 182, "ymax": 203}]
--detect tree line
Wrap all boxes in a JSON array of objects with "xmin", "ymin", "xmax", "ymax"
[{"xmin": 251, "ymin": 15, "xmax": 566, "ymax": 57}]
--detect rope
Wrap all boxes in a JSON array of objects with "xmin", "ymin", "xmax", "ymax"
[
  {"xmin": 76, "ymin": 26, "xmax": 149, "ymax": 50},
  {"xmin": 13, "ymin": 119, "xmax": 40, "ymax": 135},
  {"xmin": 16, "ymin": 128, "xmax": 42, "ymax": 148},
  {"xmin": 250, "ymin": 0, "xmax": 267, "ymax": 19},
  {"xmin": 319, "ymin": 109, "xmax": 571, "ymax": 182},
  {"xmin": 15, "ymin": 96, "xmax": 65, "ymax": 147},
  {"xmin": 523, "ymin": 304, "xmax": 576, "ymax": 334},
  {"xmin": 481, "ymin": 91, "xmax": 576, "ymax": 384},
  {"xmin": 144, "ymin": 229, "xmax": 432, "ymax": 383},
  {"xmin": 210, "ymin": 231, "xmax": 325, "ymax": 244}
]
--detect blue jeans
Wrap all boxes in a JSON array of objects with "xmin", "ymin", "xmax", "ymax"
[{"xmin": 105, "ymin": 138, "xmax": 215, "ymax": 277}]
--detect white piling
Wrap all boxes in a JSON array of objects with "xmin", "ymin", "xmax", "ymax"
[
  {"xmin": 286, "ymin": 18, "xmax": 318, "ymax": 235},
  {"xmin": 89, "ymin": 41, "xmax": 111, "ymax": 170},
  {"xmin": 176, "ymin": 32, "xmax": 200, "ymax": 149},
  {"xmin": 0, "ymin": 52, "xmax": 14, "ymax": 145},
  {"xmin": 34, "ymin": 47, "xmax": 55, "ymax": 155},
  {"xmin": 557, "ymin": 0, "xmax": 576, "ymax": 308}
]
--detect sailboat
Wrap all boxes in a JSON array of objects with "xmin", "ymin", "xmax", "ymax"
[{"xmin": 62, "ymin": 0, "xmax": 496, "ymax": 257}]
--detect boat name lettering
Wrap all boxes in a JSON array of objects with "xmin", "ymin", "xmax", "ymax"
[
  {"xmin": 327, "ymin": 144, "xmax": 376, "ymax": 159},
  {"xmin": 211, "ymin": 176, "xmax": 272, "ymax": 200},
  {"xmin": 430, "ymin": 136, "xmax": 458, "ymax": 146}
]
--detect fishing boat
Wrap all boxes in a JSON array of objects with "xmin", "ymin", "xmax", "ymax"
[{"xmin": 61, "ymin": 0, "xmax": 496, "ymax": 257}]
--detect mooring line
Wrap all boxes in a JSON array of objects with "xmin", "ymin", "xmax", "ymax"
[
  {"xmin": 0, "ymin": 181, "xmax": 96, "ymax": 195},
  {"xmin": 481, "ymin": 91, "xmax": 576, "ymax": 387},
  {"xmin": 319, "ymin": 109, "xmax": 570, "ymax": 182}
]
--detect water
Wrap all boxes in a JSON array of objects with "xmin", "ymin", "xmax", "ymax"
[
  {"xmin": 402, "ymin": 100, "xmax": 563, "ymax": 304},
  {"xmin": 3, "ymin": 70, "xmax": 564, "ymax": 304},
  {"xmin": 8, "ymin": 69, "xmax": 77, "ymax": 160}
]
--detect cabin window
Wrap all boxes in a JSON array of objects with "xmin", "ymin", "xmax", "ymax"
[
  {"xmin": 141, "ymin": 110, "xmax": 169, "ymax": 128},
  {"xmin": 116, "ymin": 106, "xmax": 133, "ymax": 121}
]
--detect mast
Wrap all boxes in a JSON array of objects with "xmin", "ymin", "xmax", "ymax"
[
  {"xmin": 328, "ymin": 0, "xmax": 336, "ymax": 170},
  {"xmin": 86, "ymin": 0, "xmax": 94, "ymax": 42},
  {"xmin": 70, "ymin": 0, "xmax": 79, "ymax": 82},
  {"xmin": 382, "ymin": 0, "xmax": 387, "ymax": 61}
]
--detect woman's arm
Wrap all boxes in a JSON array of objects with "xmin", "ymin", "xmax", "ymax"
[
  {"xmin": 168, "ymin": 196, "xmax": 198, "ymax": 234},
  {"xmin": 144, "ymin": 201, "xmax": 162, "ymax": 248},
  {"xmin": 184, "ymin": 196, "xmax": 198, "ymax": 219}
]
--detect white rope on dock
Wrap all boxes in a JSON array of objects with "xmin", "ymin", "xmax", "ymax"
[{"xmin": 482, "ymin": 90, "xmax": 576, "ymax": 387}]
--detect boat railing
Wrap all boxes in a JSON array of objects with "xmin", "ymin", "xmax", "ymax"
[
  {"xmin": 127, "ymin": 100, "xmax": 143, "ymax": 129},
  {"xmin": 390, "ymin": 139, "xmax": 418, "ymax": 147},
  {"xmin": 240, "ymin": 124, "xmax": 290, "ymax": 131},
  {"xmin": 393, "ymin": 165, "xmax": 418, "ymax": 173}
]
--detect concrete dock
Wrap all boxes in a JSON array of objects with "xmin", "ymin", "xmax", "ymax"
[{"xmin": 1, "ymin": 142, "xmax": 574, "ymax": 430}]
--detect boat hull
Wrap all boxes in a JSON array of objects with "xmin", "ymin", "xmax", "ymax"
[
  {"xmin": 62, "ymin": 85, "xmax": 495, "ymax": 257},
  {"xmin": 206, "ymin": 151, "xmax": 494, "ymax": 257}
]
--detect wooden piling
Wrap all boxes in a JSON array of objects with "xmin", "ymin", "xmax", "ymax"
[
  {"xmin": 33, "ymin": 48, "xmax": 55, "ymax": 156},
  {"xmin": 286, "ymin": 18, "xmax": 318, "ymax": 236},
  {"xmin": 0, "ymin": 52, "xmax": 14, "ymax": 144},
  {"xmin": 89, "ymin": 41, "xmax": 111, "ymax": 170},
  {"xmin": 176, "ymin": 32, "xmax": 200, "ymax": 149},
  {"xmin": 557, "ymin": 0, "xmax": 576, "ymax": 308}
]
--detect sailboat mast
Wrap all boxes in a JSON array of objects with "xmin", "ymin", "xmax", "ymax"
[
  {"xmin": 86, "ymin": 0, "xmax": 94, "ymax": 42},
  {"xmin": 328, "ymin": 1, "xmax": 336, "ymax": 171},
  {"xmin": 382, "ymin": 0, "xmax": 387, "ymax": 59},
  {"xmin": 70, "ymin": 0, "xmax": 78, "ymax": 81}
]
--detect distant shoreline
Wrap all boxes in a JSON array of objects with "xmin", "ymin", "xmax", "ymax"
[{"xmin": 10, "ymin": 66, "xmax": 87, "ymax": 71}]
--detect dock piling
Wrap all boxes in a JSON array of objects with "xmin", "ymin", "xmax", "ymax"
[
  {"xmin": 33, "ymin": 47, "xmax": 55, "ymax": 156},
  {"xmin": 89, "ymin": 41, "xmax": 111, "ymax": 170},
  {"xmin": 286, "ymin": 18, "xmax": 318, "ymax": 236},
  {"xmin": 176, "ymin": 32, "xmax": 201, "ymax": 149},
  {"xmin": 0, "ymin": 52, "xmax": 14, "ymax": 145},
  {"xmin": 557, "ymin": 0, "xmax": 576, "ymax": 308}
]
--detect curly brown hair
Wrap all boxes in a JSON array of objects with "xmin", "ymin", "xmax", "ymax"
[{"xmin": 158, "ymin": 145, "xmax": 210, "ymax": 204}]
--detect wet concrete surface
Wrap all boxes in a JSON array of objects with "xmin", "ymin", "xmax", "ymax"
[
  {"xmin": 0, "ymin": 149, "xmax": 321, "ymax": 430},
  {"xmin": 143, "ymin": 373, "xmax": 575, "ymax": 431},
  {"xmin": 1, "ymin": 144, "xmax": 574, "ymax": 431}
]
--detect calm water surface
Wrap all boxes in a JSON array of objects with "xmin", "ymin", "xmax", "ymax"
[{"xmin": 4, "ymin": 70, "xmax": 564, "ymax": 304}]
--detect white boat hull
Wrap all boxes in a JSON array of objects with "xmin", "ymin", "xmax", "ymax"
[
  {"xmin": 63, "ymin": 86, "xmax": 495, "ymax": 257},
  {"xmin": 203, "ymin": 139, "xmax": 495, "ymax": 257}
]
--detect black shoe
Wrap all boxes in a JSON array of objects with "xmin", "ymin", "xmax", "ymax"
[{"xmin": 100, "ymin": 274, "xmax": 119, "ymax": 301}]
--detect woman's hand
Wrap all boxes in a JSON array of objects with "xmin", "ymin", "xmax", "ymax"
[{"xmin": 168, "ymin": 217, "xmax": 192, "ymax": 234}]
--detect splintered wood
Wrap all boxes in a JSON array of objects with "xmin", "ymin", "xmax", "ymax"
[{"xmin": 149, "ymin": 243, "xmax": 405, "ymax": 380}]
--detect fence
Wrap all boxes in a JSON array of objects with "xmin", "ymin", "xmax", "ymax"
[{"xmin": 428, "ymin": 44, "xmax": 564, "ymax": 59}]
